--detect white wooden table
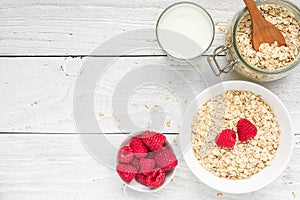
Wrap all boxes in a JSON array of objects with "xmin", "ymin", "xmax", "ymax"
[{"xmin": 0, "ymin": 0, "xmax": 300, "ymax": 199}]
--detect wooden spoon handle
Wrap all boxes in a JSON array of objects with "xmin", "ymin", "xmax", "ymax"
[{"xmin": 243, "ymin": 0, "xmax": 263, "ymax": 22}]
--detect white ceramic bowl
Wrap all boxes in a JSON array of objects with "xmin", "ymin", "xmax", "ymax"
[
  {"xmin": 116, "ymin": 131, "xmax": 176, "ymax": 192},
  {"xmin": 180, "ymin": 81, "xmax": 294, "ymax": 194}
]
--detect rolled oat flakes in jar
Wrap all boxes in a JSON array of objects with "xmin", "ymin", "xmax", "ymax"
[{"xmin": 208, "ymin": 0, "xmax": 300, "ymax": 81}]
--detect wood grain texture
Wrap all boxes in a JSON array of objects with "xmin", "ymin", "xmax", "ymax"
[
  {"xmin": 0, "ymin": 134, "xmax": 299, "ymax": 200},
  {"xmin": 0, "ymin": 0, "xmax": 298, "ymax": 56},
  {"xmin": 0, "ymin": 0, "xmax": 300, "ymax": 199},
  {"xmin": 1, "ymin": 57, "xmax": 300, "ymax": 133}
]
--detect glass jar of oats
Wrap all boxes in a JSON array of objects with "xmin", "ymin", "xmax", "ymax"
[{"xmin": 208, "ymin": 0, "xmax": 300, "ymax": 81}]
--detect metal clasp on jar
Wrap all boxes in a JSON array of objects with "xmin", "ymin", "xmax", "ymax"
[{"xmin": 207, "ymin": 43, "xmax": 239, "ymax": 76}]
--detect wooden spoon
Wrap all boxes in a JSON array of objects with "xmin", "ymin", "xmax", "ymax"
[{"xmin": 243, "ymin": 0, "xmax": 286, "ymax": 51}]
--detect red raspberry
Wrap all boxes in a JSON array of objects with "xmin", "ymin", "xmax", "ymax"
[
  {"xmin": 163, "ymin": 141, "xmax": 168, "ymax": 147},
  {"xmin": 139, "ymin": 158, "xmax": 155, "ymax": 175},
  {"xmin": 237, "ymin": 118, "xmax": 258, "ymax": 142},
  {"xmin": 117, "ymin": 146, "xmax": 134, "ymax": 163},
  {"xmin": 135, "ymin": 173, "xmax": 147, "ymax": 185},
  {"xmin": 141, "ymin": 131, "xmax": 166, "ymax": 152},
  {"xmin": 154, "ymin": 149, "xmax": 178, "ymax": 171},
  {"xmin": 116, "ymin": 164, "xmax": 137, "ymax": 183},
  {"xmin": 162, "ymin": 142, "xmax": 172, "ymax": 150},
  {"xmin": 130, "ymin": 158, "xmax": 140, "ymax": 171},
  {"xmin": 145, "ymin": 168, "xmax": 165, "ymax": 188},
  {"xmin": 130, "ymin": 137, "xmax": 148, "ymax": 158},
  {"xmin": 147, "ymin": 152, "xmax": 156, "ymax": 159},
  {"xmin": 215, "ymin": 129, "xmax": 236, "ymax": 148}
]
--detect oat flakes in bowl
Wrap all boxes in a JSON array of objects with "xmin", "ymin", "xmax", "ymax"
[
  {"xmin": 180, "ymin": 81, "xmax": 293, "ymax": 193},
  {"xmin": 191, "ymin": 90, "xmax": 280, "ymax": 180}
]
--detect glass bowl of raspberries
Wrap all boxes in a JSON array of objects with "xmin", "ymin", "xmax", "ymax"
[{"xmin": 116, "ymin": 130, "xmax": 178, "ymax": 192}]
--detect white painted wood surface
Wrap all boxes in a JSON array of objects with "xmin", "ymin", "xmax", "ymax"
[
  {"xmin": 1, "ymin": 57, "xmax": 300, "ymax": 133},
  {"xmin": 0, "ymin": 0, "xmax": 300, "ymax": 199},
  {"xmin": 0, "ymin": 0, "xmax": 298, "ymax": 55},
  {"xmin": 0, "ymin": 134, "xmax": 299, "ymax": 200}
]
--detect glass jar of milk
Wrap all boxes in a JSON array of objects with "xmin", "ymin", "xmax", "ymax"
[{"xmin": 156, "ymin": 2, "xmax": 215, "ymax": 61}]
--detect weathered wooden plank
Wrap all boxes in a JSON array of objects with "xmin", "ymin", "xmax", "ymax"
[
  {"xmin": 1, "ymin": 57, "xmax": 300, "ymax": 133},
  {"xmin": 0, "ymin": 134, "xmax": 299, "ymax": 200},
  {"xmin": 0, "ymin": 0, "xmax": 298, "ymax": 55}
]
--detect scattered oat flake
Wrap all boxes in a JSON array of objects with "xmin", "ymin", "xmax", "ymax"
[
  {"xmin": 177, "ymin": 125, "xmax": 181, "ymax": 129},
  {"xmin": 217, "ymin": 192, "xmax": 223, "ymax": 197},
  {"xmin": 118, "ymin": 125, "xmax": 122, "ymax": 130},
  {"xmin": 113, "ymin": 113, "xmax": 120, "ymax": 122},
  {"xmin": 144, "ymin": 104, "xmax": 150, "ymax": 109},
  {"xmin": 167, "ymin": 120, "xmax": 172, "ymax": 127},
  {"xmin": 184, "ymin": 99, "xmax": 189, "ymax": 104},
  {"xmin": 147, "ymin": 122, "xmax": 151, "ymax": 129},
  {"xmin": 173, "ymin": 140, "xmax": 178, "ymax": 146},
  {"xmin": 218, "ymin": 27, "xmax": 226, "ymax": 33},
  {"xmin": 153, "ymin": 108, "xmax": 158, "ymax": 113},
  {"xmin": 166, "ymin": 96, "xmax": 170, "ymax": 100},
  {"xmin": 215, "ymin": 21, "xmax": 220, "ymax": 26},
  {"xmin": 170, "ymin": 179, "xmax": 174, "ymax": 182},
  {"xmin": 98, "ymin": 113, "xmax": 105, "ymax": 117},
  {"xmin": 173, "ymin": 99, "xmax": 178, "ymax": 103},
  {"xmin": 292, "ymin": 192, "xmax": 296, "ymax": 198},
  {"xmin": 133, "ymin": 103, "xmax": 139, "ymax": 107}
]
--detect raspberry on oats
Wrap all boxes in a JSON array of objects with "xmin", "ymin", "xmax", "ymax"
[
  {"xmin": 237, "ymin": 118, "xmax": 258, "ymax": 142},
  {"xmin": 215, "ymin": 129, "xmax": 236, "ymax": 149}
]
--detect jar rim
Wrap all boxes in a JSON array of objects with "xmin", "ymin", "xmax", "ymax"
[{"xmin": 232, "ymin": 0, "xmax": 300, "ymax": 75}]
